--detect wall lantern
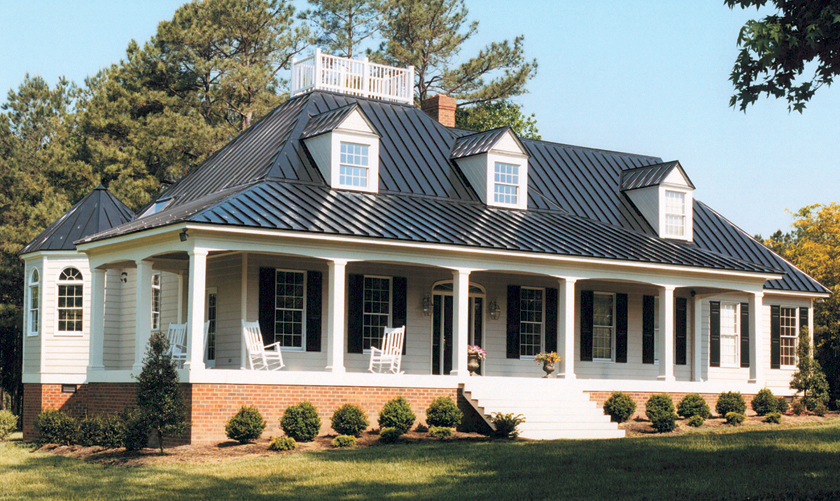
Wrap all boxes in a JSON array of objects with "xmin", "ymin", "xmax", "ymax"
[
  {"xmin": 120, "ymin": 272, "xmax": 128, "ymax": 283},
  {"xmin": 179, "ymin": 229, "xmax": 189, "ymax": 242},
  {"xmin": 422, "ymin": 294, "xmax": 431, "ymax": 316},
  {"xmin": 488, "ymin": 298, "xmax": 501, "ymax": 321}
]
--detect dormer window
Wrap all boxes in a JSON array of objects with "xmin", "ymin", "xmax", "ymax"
[
  {"xmin": 620, "ymin": 161, "xmax": 695, "ymax": 242},
  {"xmin": 340, "ymin": 142, "xmax": 369, "ymax": 188},
  {"xmin": 494, "ymin": 162, "xmax": 520, "ymax": 205},
  {"xmin": 664, "ymin": 190, "xmax": 686, "ymax": 237}
]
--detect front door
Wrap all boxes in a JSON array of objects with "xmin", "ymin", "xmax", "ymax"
[{"xmin": 431, "ymin": 288, "xmax": 484, "ymax": 375}]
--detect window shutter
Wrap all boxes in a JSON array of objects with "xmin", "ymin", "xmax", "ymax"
[
  {"xmin": 676, "ymin": 297, "xmax": 688, "ymax": 365},
  {"xmin": 770, "ymin": 305, "xmax": 780, "ymax": 369},
  {"xmin": 740, "ymin": 302, "xmax": 749, "ymax": 368},
  {"xmin": 709, "ymin": 301, "xmax": 720, "ymax": 367},
  {"xmin": 580, "ymin": 290, "xmax": 593, "ymax": 362},
  {"xmin": 506, "ymin": 285, "xmax": 521, "ymax": 359},
  {"xmin": 799, "ymin": 307, "xmax": 809, "ymax": 335},
  {"xmin": 642, "ymin": 295, "xmax": 655, "ymax": 364},
  {"xmin": 545, "ymin": 288, "xmax": 558, "ymax": 353},
  {"xmin": 258, "ymin": 268, "xmax": 275, "ymax": 346},
  {"xmin": 347, "ymin": 274, "xmax": 364, "ymax": 354},
  {"xmin": 392, "ymin": 277, "xmax": 408, "ymax": 355},
  {"xmin": 306, "ymin": 271, "xmax": 322, "ymax": 352},
  {"xmin": 615, "ymin": 293, "xmax": 628, "ymax": 363}
]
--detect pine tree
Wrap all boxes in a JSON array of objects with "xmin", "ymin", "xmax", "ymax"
[
  {"xmin": 302, "ymin": 0, "xmax": 383, "ymax": 58},
  {"xmin": 790, "ymin": 327, "xmax": 830, "ymax": 410}
]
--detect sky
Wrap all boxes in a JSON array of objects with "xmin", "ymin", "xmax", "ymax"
[{"xmin": 1, "ymin": 1, "xmax": 837, "ymax": 238}]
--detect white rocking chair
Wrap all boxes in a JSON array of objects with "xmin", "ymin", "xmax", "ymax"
[
  {"xmin": 242, "ymin": 320, "xmax": 285, "ymax": 371},
  {"xmin": 368, "ymin": 326, "xmax": 405, "ymax": 374},
  {"xmin": 165, "ymin": 323, "xmax": 188, "ymax": 369}
]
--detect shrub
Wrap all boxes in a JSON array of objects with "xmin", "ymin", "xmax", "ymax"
[
  {"xmin": 716, "ymin": 392, "xmax": 746, "ymax": 416},
  {"xmin": 35, "ymin": 409, "xmax": 77, "ymax": 445},
  {"xmin": 425, "ymin": 397, "xmax": 463, "ymax": 428},
  {"xmin": 378, "ymin": 427, "xmax": 402, "ymax": 443},
  {"xmin": 77, "ymin": 415, "xmax": 107, "ymax": 447},
  {"xmin": 330, "ymin": 404, "xmax": 369, "ymax": 437},
  {"xmin": 136, "ymin": 331, "xmax": 188, "ymax": 454},
  {"xmin": 281, "ymin": 401, "xmax": 321, "ymax": 442},
  {"xmin": 603, "ymin": 392, "xmax": 636, "ymax": 423},
  {"xmin": 751, "ymin": 388, "xmax": 778, "ymax": 416},
  {"xmin": 791, "ymin": 399, "xmax": 806, "ymax": 415},
  {"xmin": 122, "ymin": 408, "xmax": 149, "ymax": 451},
  {"xmin": 687, "ymin": 415, "xmax": 704, "ymax": 427},
  {"xmin": 429, "ymin": 426, "xmax": 452, "ymax": 439},
  {"xmin": 0, "ymin": 410, "xmax": 18, "ymax": 440},
  {"xmin": 725, "ymin": 412, "xmax": 746, "ymax": 425},
  {"xmin": 331, "ymin": 435, "xmax": 356, "ymax": 448},
  {"xmin": 378, "ymin": 396, "xmax": 416, "ymax": 434},
  {"xmin": 764, "ymin": 412, "xmax": 782, "ymax": 424},
  {"xmin": 96, "ymin": 415, "xmax": 126, "ymax": 449},
  {"xmin": 225, "ymin": 405, "xmax": 266, "ymax": 444},
  {"xmin": 776, "ymin": 397, "xmax": 790, "ymax": 414},
  {"xmin": 645, "ymin": 394, "xmax": 677, "ymax": 433},
  {"xmin": 415, "ymin": 424, "xmax": 429, "ymax": 433},
  {"xmin": 677, "ymin": 394, "xmax": 711, "ymax": 419},
  {"xmin": 814, "ymin": 401, "xmax": 827, "ymax": 416},
  {"xmin": 491, "ymin": 413, "xmax": 526, "ymax": 439},
  {"xmin": 268, "ymin": 436, "xmax": 296, "ymax": 451}
]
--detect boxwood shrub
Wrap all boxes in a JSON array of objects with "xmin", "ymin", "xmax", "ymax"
[
  {"xmin": 77, "ymin": 415, "xmax": 107, "ymax": 447},
  {"xmin": 776, "ymin": 397, "xmax": 789, "ymax": 413},
  {"xmin": 686, "ymin": 415, "xmax": 704, "ymax": 427},
  {"xmin": 603, "ymin": 391, "xmax": 636, "ymax": 423},
  {"xmin": 281, "ymin": 401, "xmax": 321, "ymax": 442},
  {"xmin": 764, "ymin": 412, "xmax": 782, "ymax": 424},
  {"xmin": 677, "ymin": 393, "xmax": 710, "ymax": 419},
  {"xmin": 716, "ymin": 392, "xmax": 746, "ymax": 417},
  {"xmin": 378, "ymin": 396, "xmax": 415, "ymax": 434},
  {"xmin": 0, "ymin": 410, "xmax": 18, "ymax": 440},
  {"xmin": 751, "ymin": 388, "xmax": 778, "ymax": 416},
  {"xmin": 791, "ymin": 399, "xmax": 806, "ymax": 415},
  {"xmin": 429, "ymin": 425, "xmax": 452, "ymax": 439},
  {"xmin": 225, "ymin": 405, "xmax": 266, "ymax": 444},
  {"xmin": 268, "ymin": 436, "xmax": 296, "ymax": 451},
  {"xmin": 331, "ymin": 435, "xmax": 356, "ymax": 448},
  {"xmin": 122, "ymin": 408, "xmax": 149, "ymax": 451},
  {"xmin": 645, "ymin": 394, "xmax": 677, "ymax": 433},
  {"xmin": 378, "ymin": 427, "xmax": 402, "ymax": 443},
  {"xmin": 35, "ymin": 409, "xmax": 78, "ymax": 445},
  {"xmin": 725, "ymin": 412, "xmax": 746, "ymax": 425},
  {"xmin": 331, "ymin": 404, "xmax": 369, "ymax": 437},
  {"xmin": 425, "ymin": 396, "xmax": 462, "ymax": 428}
]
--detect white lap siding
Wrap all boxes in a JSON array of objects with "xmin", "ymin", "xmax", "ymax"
[
  {"xmin": 22, "ymin": 257, "xmax": 44, "ymax": 375},
  {"xmin": 41, "ymin": 256, "xmax": 91, "ymax": 375},
  {"xmin": 205, "ymin": 254, "xmax": 243, "ymax": 368}
]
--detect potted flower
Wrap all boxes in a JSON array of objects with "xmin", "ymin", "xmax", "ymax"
[
  {"xmin": 534, "ymin": 352, "xmax": 561, "ymax": 378},
  {"xmin": 467, "ymin": 345, "xmax": 486, "ymax": 376}
]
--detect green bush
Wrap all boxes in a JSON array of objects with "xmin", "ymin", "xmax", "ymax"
[
  {"xmin": 687, "ymin": 415, "xmax": 704, "ymax": 427},
  {"xmin": 378, "ymin": 396, "xmax": 416, "ymax": 434},
  {"xmin": 415, "ymin": 424, "xmax": 429, "ymax": 433},
  {"xmin": 225, "ymin": 405, "xmax": 266, "ymax": 444},
  {"xmin": 814, "ymin": 401, "xmax": 827, "ymax": 416},
  {"xmin": 603, "ymin": 392, "xmax": 636, "ymax": 423},
  {"xmin": 331, "ymin": 435, "xmax": 356, "ymax": 448},
  {"xmin": 725, "ymin": 412, "xmax": 746, "ymax": 425},
  {"xmin": 0, "ymin": 410, "xmax": 18, "ymax": 440},
  {"xmin": 792, "ymin": 399, "xmax": 806, "ymax": 415},
  {"xmin": 77, "ymin": 415, "xmax": 107, "ymax": 447},
  {"xmin": 35, "ymin": 409, "xmax": 78, "ymax": 445},
  {"xmin": 136, "ymin": 331, "xmax": 188, "ymax": 454},
  {"xmin": 776, "ymin": 397, "xmax": 790, "ymax": 413},
  {"xmin": 378, "ymin": 427, "xmax": 402, "ymax": 443},
  {"xmin": 677, "ymin": 393, "xmax": 711, "ymax": 419},
  {"xmin": 491, "ymin": 412, "xmax": 526, "ymax": 439},
  {"xmin": 716, "ymin": 392, "xmax": 746, "ymax": 416},
  {"xmin": 645, "ymin": 394, "xmax": 677, "ymax": 433},
  {"xmin": 429, "ymin": 426, "xmax": 453, "ymax": 439},
  {"xmin": 281, "ymin": 401, "xmax": 321, "ymax": 442},
  {"xmin": 751, "ymin": 388, "xmax": 778, "ymax": 416},
  {"xmin": 122, "ymin": 408, "xmax": 149, "ymax": 451},
  {"xmin": 764, "ymin": 412, "xmax": 782, "ymax": 424},
  {"xmin": 425, "ymin": 397, "xmax": 463, "ymax": 428},
  {"xmin": 330, "ymin": 404, "xmax": 369, "ymax": 437},
  {"xmin": 268, "ymin": 436, "xmax": 296, "ymax": 451}
]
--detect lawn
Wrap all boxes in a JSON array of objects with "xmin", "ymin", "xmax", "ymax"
[{"xmin": 2, "ymin": 421, "xmax": 840, "ymax": 501}]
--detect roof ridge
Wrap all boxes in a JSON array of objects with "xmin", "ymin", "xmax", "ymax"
[{"xmin": 521, "ymin": 136, "xmax": 662, "ymax": 161}]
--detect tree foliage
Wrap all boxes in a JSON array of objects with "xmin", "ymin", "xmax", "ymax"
[
  {"xmin": 301, "ymin": 0, "xmax": 382, "ymax": 58},
  {"xmin": 790, "ymin": 328, "xmax": 830, "ymax": 409},
  {"xmin": 455, "ymin": 100, "xmax": 540, "ymax": 139},
  {"xmin": 726, "ymin": 0, "xmax": 840, "ymax": 112}
]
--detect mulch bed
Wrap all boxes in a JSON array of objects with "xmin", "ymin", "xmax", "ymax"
[{"xmin": 619, "ymin": 411, "xmax": 836, "ymax": 438}]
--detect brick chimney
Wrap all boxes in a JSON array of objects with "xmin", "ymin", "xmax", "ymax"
[{"xmin": 421, "ymin": 94, "xmax": 457, "ymax": 128}]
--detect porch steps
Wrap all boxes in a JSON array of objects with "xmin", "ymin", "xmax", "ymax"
[{"xmin": 460, "ymin": 378, "xmax": 624, "ymax": 440}]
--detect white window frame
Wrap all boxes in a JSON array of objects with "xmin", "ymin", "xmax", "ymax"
[
  {"xmin": 653, "ymin": 296, "xmax": 659, "ymax": 364},
  {"xmin": 780, "ymin": 306, "xmax": 798, "ymax": 368},
  {"xmin": 362, "ymin": 275, "xmax": 392, "ymax": 353},
  {"xmin": 593, "ymin": 292, "xmax": 615, "ymax": 362},
  {"xmin": 274, "ymin": 269, "xmax": 307, "ymax": 351},
  {"xmin": 325, "ymin": 129, "xmax": 379, "ymax": 194},
  {"xmin": 56, "ymin": 267, "xmax": 84, "ymax": 336},
  {"xmin": 664, "ymin": 190, "xmax": 686, "ymax": 238},
  {"xmin": 339, "ymin": 141, "xmax": 370, "ymax": 188},
  {"xmin": 719, "ymin": 302, "xmax": 740, "ymax": 368},
  {"xmin": 519, "ymin": 286, "xmax": 545, "ymax": 359},
  {"xmin": 205, "ymin": 287, "xmax": 217, "ymax": 367},
  {"xmin": 493, "ymin": 162, "xmax": 520, "ymax": 206},
  {"xmin": 151, "ymin": 273, "xmax": 161, "ymax": 332},
  {"xmin": 28, "ymin": 268, "xmax": 40, "ymax": 337}
]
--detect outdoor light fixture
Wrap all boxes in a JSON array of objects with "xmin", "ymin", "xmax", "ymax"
[
  {"xmin": 180, "ymin": 229, "xmax": 189, "ymax": 242},
  {"xmin": 422, "ymin": 294, "xmax": 431, "ymax": 316},
  {"xmin": 120, "ymin": 272, "xmax": 128, "ymax": 283},
  {"xmin": 488, "ymin": 298, "xmax": 501, "ymax": 321}
]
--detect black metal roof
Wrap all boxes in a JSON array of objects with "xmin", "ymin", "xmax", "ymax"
[
  {"xmin": 620, "ymin": 161, "xmax": 696, "ymax": 191},
  {"xmin": 21, "ymin": 185, "xmax": 134, "ymax": 254},
  {"xmin": 300, "ymin": 103, "xmax": 379, "ymax": 139},
  {"xmin": 450, "ymin": 127, "xmax": 524, "ymax": 159}
]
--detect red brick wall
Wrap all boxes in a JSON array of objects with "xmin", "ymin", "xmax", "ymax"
[{"xmin": 587, "ymin": 391, "xmax": 757, "ymax": 419}]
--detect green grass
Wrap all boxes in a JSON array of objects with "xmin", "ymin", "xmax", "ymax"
[{"xmin": 2, "ymin": 422, "xmax": 840, "ymax": 500}]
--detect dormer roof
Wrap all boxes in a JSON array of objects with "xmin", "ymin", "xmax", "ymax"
[
  {"xmin": 300, "ymin": 103, "xmax": 380, "ymax": 139},
  {"xmin": 451, "ymin": 127, "xmax": 528, "ymax": 159},
  {"xmin": 620, "ymin": 161, "xmax": 695, "ymax": 191}
]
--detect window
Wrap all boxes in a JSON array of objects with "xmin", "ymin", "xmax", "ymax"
[
  {"xmin": 151, "ymin": 273, "xmax": 161, "ymax": 332},
  {"xmin": 494, "ymin": 162, "xmax": 519, "ymax": 205},
  {"xmin": 28, "ymin": 268, "xmax": 39, "ymax": 337},
  {"xmin": 274, "ymin": 270, "xmax": 306, "ymax": 349},
  {"xmin": 653, "ymin": 296, "xmax": 659, "ymax": 363},
  {"xmin": 339, "ymin": 142, "xmax": 369, "ymax": 187},
  {"xmin": 593, "ymin": 293, "xmax": 614, "ymax": 360},
  {"xmin": 363, "ymin": 276, "xmax": 391, "ymax": 351},
  {"xmin": 780, "ymin": 307, "xmax": 798, "ymax": 367},
  {"xmin": 57, "ymin": 267, "xmax": 83, "ymax": 334},
  {"xmin": 206, "ymin": 290, "xmax": 217, "ymax": 362},
  {"xmin": 720, "ymin": 303, "xmax": 739, "ymax": 367},
  {"xmin": 519, "ymin": 288, "xmax": 544, "ymax": 357},
  {"xmin": 665, "ymin": 190, "xmax": 686, "ymax": 237}
]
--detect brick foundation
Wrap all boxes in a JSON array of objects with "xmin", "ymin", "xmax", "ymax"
[{"xmin": 586, "ymin": 391, "xmax": 757, "ymax": 418}]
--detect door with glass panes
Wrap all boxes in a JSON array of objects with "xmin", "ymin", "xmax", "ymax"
[{"xmin": 431, "ymin": 282, "xmax": 484, "ymax": 375}]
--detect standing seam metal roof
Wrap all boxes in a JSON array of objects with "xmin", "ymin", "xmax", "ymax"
[{"xmin": 620, "ymin": 161, "xmax": 696, "ymax": 191}]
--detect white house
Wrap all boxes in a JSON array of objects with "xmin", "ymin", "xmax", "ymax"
[{"xmin": 20, "ymin": 54, "xmax": 829, "ymax": 442}]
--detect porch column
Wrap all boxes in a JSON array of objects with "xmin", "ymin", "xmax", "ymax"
[
  {"xmin": 451, "ymin": 269, "xmax": 470, "ymax": 377},
  {"xmin": 692, "ymin": 295, "xmax": 703, "ymax": 381},
  {"xmin": 749, "ymin": 291, "xmax": 764, "ymax": 384},
  {"xmin": 325, "ymin": 259, "xmax": 347, "ymax": 373},
  {"xmin": 88, "ymin": 268, "xmax": 106, "ymax": 371},
  {"xmin": 558, "ymin": 278, "xmax": 577, "ymax": 379},
  {"xmin": 658, "ymin": 285, "xmax": 675, "ymax": 381},
  {"xmin": 133, "ymin": 260, "xmax": 153, "ymax": 372},
  {"xmin": 240, "ymin": 253, "xmax": 248, "ymax": 369},
  {"xmin": 184, "ymin": 249, "xmax": 207, "ymax": 371}
]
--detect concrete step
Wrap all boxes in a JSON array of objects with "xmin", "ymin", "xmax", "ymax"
[
  {"xmin": 518, "ymin": 421, "xmax": 619, "ymax": 431},
  {"xmin": 519, "ymin": 429, "xmax": 625, "ymax": 440}
]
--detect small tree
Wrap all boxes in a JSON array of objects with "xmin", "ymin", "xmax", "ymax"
[
  {"xmin": 790, "ymin": 328, "xmax": 830, "ymax": 410},
  {"xmin": 135, "ymin": 331, "xmax": 188, "ymax": 454}
]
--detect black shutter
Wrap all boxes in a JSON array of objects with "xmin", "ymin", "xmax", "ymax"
[
  {"xmin": 392, "ymin": 277, "xmax": 407, "ymax": 355},
  {"xmin": 580, "ymin": 290, "xmax": 593, "ymax": 362},
  {"xmin": 305, "ymin": 271, "xmax": 322, "ymax": 352},
  {"xmin": 676, "ymin": 297, "xmax": 687, "ymax": 365},
  {"xmin": 545, "ymin": 288, "xmax": 558, "ymax": 353},
  {"xmin": 347, "ymin": 274, "xmax": 364, "ymax": 354},
  {"xmin": 799, "ymin": 307, "xmax": 809, "ymax": 335},
  {"xmin": 709, "ymin": 301, "xmax": 720, "ymax": 367},
  {"xmin": 258, "ymin": 268, "xmax": 275, "ymax": 346},
  {"xmin": 506, "ymin": 285, "xmax": 521, "ymax": 359},
  {"xmin": 642, "ymin": 295, "xmax": 655, "ymax": 364},
  {"xmin": 615, "ymin": 293, "xmax": 628, "ymax": 363},
  {"xmin": 770, "ymin": 305, "xmax": 780, "ymax": 369},
  {"xmin": 740, "ymin": 302, "xmax": 749, "ymax": 368}
]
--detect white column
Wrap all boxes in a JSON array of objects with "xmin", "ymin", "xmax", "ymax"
[
  {"xmin": 658, "ymin": 285, "xmax": 675, "ymax": 381},
  {"xmin": 326, "ymin": 259, "xmax": 347, "ymax": 373},
  {"xmin": 88, "ymin": 268, "xmax": 106, "ymax": 372},
  {"xmin": 558, "ymin": 278, "xmax": 577, "ymax": 379},
  {"xmin": 184, "ymin": 249, "xmax": 207, "ymax": 371},
  {"xmin": 176, "ymin": 271, "xmax": 184, "ymax": 324},
  {"xmin": 692, "ymin": 295, "xmax": 703, "ymax": 381},
  {"xmin": 749, "ymin": 291, "xmax": 764, "ymax": 384},
  {"xmin": 240, "ymin": 252, "xmax": 249, "ymax": 369},
  {"xmin": 451, "ymin": 269, "xmax": 470, "ymax": 377},
  {"xmin": 133, "ymin": 260, "xmax": 153, "ymax": 372}
]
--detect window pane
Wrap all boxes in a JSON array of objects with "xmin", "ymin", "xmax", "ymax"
[
  {"xmin": 593, "ymin": 294, "xmax": 614, "ymax": 359},
  {"xmin": 363, "ymin": 277, "xmax": 390, "ymax": 350},
  {"xmin": 493, "ymin": 162, "xmax": 519, "ymax": 205},
  {"xmin": 57, "ymin": 283, "xmax": 83, "ymax": 333},
  {"xmin": 275, "ymin": 271, "xmax": 305, "ymax": 348},
  {"xmin": 340, "ymin": 142, "xmax": 369, "ymax": 187},
  {"xmin": 720, "ymin": 304, "xmax": 738, "ymax": 366},
  {"xmin": 780, "ymin": 307, "xmax": 797, "ymax": 366},
  {"xmin": 519, "ymin": 288, "xmax": 543, "ymax": 357},
  {"xmin": 664, "ymin": 191, "xmax": 686, "ymax": 237}
]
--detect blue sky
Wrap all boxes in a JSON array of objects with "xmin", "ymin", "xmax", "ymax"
[{"xmin": 1, "ymin": 1, "xmax": 837, "ymax": 238}]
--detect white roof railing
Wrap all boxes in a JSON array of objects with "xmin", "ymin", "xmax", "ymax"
[{"xmin": 291, "ymin": 49, "xmax": 415, "ymax": 105}]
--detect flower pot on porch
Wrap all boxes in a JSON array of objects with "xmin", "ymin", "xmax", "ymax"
[
  {"xmin": 542, "ymin": 361, "xmax": 555, "ymax": 378},
  {"xmin": 468, "ymin": 353, "xmax": 481, "ymax": 376}
]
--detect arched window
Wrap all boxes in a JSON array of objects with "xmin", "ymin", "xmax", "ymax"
[
  {"xmin": 28, "ymin": 268, "xmax": 40, "ymax": 337},
  {"xmin": 57, "ymin": 267, "xmax": 84, "ymax": 334}
]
